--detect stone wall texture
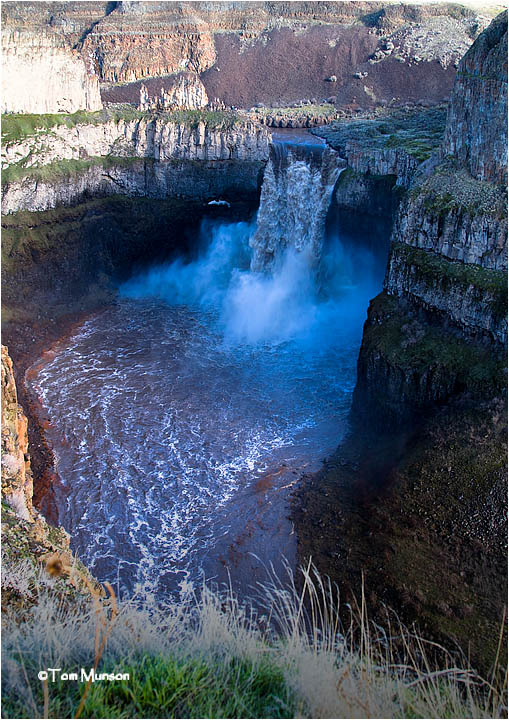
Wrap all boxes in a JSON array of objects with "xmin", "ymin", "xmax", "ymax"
[
  {"xmin": 442, "ymin": 11, "xmax": 508, "ymax": 184},
  {"xmin": 1, "ymin": 29, "xmax": 102, "ymax": 114}
]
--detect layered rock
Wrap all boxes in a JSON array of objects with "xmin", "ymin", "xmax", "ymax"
[
  {"xmin": 83, "ymin": 3, "xmax": 217, "ymax": 83},
  {"xmin": 353, "ymin": 12, "xmax": 507, "ymax": 426},
  {"xmin": 442, "ymin": 10, "xmax": 508, "ymax": 185},
  {"xmin": 2, "ymin": 156, "xmax": 266, "ymax": 215},
  {"xmin": 1, "ymin": 2, "xmax": 491, "ymax": 110},
  {"xmin": 1, "ymin": 115, "xmax": 270, "ymax": 214},
  {"xmin": 391, "ymin": 166, "xmax": 507, "ymax": 271},
  {"xmin": 1, "ymin": 28, "xmax": 102, "ymax": 114}
]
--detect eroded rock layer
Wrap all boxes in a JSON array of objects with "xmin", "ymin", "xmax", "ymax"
[
  {"xmin": 442, "ymin": 10, "xmax": 508, "ymax": 185},
  {"xmin": 2, "ymin": 1, "xmax": 497, "ymax": 111},
  {"xmin": 1, "ymin": 114, "xmax": 270, "ymax": 214},
  {"xmin": 1, "ymin": 28, "xmax": 102, "ymax": 114}
]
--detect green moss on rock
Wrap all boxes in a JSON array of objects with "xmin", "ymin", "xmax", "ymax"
[
  {"xmin": 1, "ymin": 106, "xmax": 244, "ymax": 146},
  {"xmin": 410, "ymin": 161, "xmax": 507, "ymax": 218},
  {"xmin": 365, "ymin": 292, "xmax": 506, "ymax": 394},
  {"xmin": 1, "ymin": 155, "xmax": 147, "ymax": 187},
  {"xmin": 393, "ymin": 242, "xmax": 507, "ymax": 297}
]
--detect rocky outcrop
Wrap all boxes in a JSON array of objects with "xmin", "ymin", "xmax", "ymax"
[
  {"xmin": 382, "ymin": 13, "xmax": 508, "ymax": 346},
  {"xmin": 386, "ymin": 242, "xmax": 507, "ymax": 343},
  {"xmin": 2, "ymin": 345, "xmax": 99, "ymax": 607},
  {"xmin": 352, "ymin": 12, "xmax": 507, "ymax": 426},
  {"xmin": 2, "ymin": 156, "xmax": 265, "ymax": 215},
  {"xmin": 2, "ymin": 346, "xmax": 32, "ymax": 520},
  {"xmin": 1, "ymin": 28, "xmax": 102, "ymax": 114},
  {"xmin": 316, "ymin": 107, "xmax": 447, "ymax": 189},
  {"xmin": 139, "ymin": 73, "xmax": 208, "ymax": 111},
  {"xmin": 1, "ymin": 116, "xmax": 270, "ymax": 214},
  {"xmin": 1, "ymin": 115, "xmax": 270, "ymax": 169},
  {"xmin": 391, "ymin": 167, "xmax": 507, "ymax": 271},
  {"xmin": 442, "ymin": 11, "xmax": 508, "ymax": 185}
]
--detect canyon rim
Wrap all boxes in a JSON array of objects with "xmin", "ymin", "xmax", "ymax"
[{"xmin": 1, "ymin": 1, "xmax": 507, "ymax": 718}]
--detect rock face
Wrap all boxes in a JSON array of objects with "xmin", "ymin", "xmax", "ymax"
[
  {"xmin": 442, "ymin": 11, "xmax": 508, "ymax": 185},
  {"xmin": 1, "ymin": 28, "xmax": 102, "ymax": 114},
  {"xmin": 139, "ymin": 73, "xmax": 208, "ymax": 111},
  {"xmin": 391, "ymin": 168, "xmax": 507, "ymax": 271},
  {"xmin": 1, "ymin": 346, "xmax": 32, "ymax": 521},
  {"xmin": 353, "ymin": 11, "xmax": 507, "ymax": 426},
  {"xmin": 83, "ymin": 3, "xmax": 217, "ymax": 83},
  {"xmin": 1, "ymin": 2, "xmax": 492, "ymax": 111},
  {"xmin": 1, "ymin": 116, "xmax": 270, "ymax": 214},
  {"xmin": 1, "ymin": 344, "xmax": 99, "ymax": 605}
]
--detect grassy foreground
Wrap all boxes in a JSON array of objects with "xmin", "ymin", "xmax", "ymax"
[{"xmin": 2, "ymin": 557, "xmax": 506, "ymax": 719}]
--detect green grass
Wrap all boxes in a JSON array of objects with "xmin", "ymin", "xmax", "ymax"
[
  {"xmin": 364, "ymin": 292, "xmax": 506, "ymax": 394},
  {"xmin": 393, "ymin": 242, "xmax": 508, "ymax": 298},
  {"xmin": 3, "ymin": 655, "xmax": 296, "ymax": 719},
  {"xmin": 250, "ymin": 104, "xmax": 336, "ymax": 118},
  {"xmin": 316, "ymin": 106, "xmax": 447, "ymax": 163},
  {"xmin": 2, "ymin": 556, "xmax": 505, "ymax": 719},
  {"xmin": 1, "ymin": 155, "xmax": 146, "ymax": 186},
  {"xmin": 1, "ymin": 107, "xmax": 244, "ymax": 147},
  {"xmin": 1, "ymin": 111, "xmax": 108, "ymax": 145}
]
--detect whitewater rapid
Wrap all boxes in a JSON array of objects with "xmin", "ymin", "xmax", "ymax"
[{"xmin": 28, "ymin": 135, "xmax": 383, "ymax": 599}]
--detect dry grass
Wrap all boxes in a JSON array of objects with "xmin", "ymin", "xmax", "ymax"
[{"xmin": 2, "ymin": 554, "xmax": 507, "ymax": 718}]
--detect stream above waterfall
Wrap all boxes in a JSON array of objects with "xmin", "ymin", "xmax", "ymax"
[{"xmin": 28, "ymin": 135, "xmax": 386, "ymax": 599}]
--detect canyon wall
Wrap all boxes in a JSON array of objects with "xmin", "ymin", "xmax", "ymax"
[
  {"xmin": 442, "ymin": 10, "xmax": 508, "ymax": 185},
  {"xmin": 2, "ymin": 2, "xmax": 495, "ymax": 111},
  {"xmin": 2, "ymin": 345, "xmax": 33, "ymax": 521},
  {"xmin": 295, "ymin": 13, "xmax": 507, "ymax": 673},
  {"xmin": 353, "ymin": 11, "xmax": 507, "ymax": 426},
  {"xmin": 2, "ymin": 344, "xmax": 98, "ymax": 605},
  {"xmin": 1, "ymin": 28, "xmax": 102, "ymax": 114},
  {"xmin": 1, "ymin": 115, "xmax": 270, "ymax": 214}
]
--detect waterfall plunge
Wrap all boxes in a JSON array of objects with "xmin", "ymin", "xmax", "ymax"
[
  {"xmin": 221, "ymin": 138, "xmax": 347, "ymax": 343},
  {"xmin": 250, "ymin": 140, "xmax": 345, "ymax": 272},
  {"xmin": 121, "ymin": 136, "xmax": 378, "ymax": 347}
]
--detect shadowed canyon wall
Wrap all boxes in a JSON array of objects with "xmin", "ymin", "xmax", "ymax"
[
  {"xmin": 295, "ymin": 11, "xmax": 507, "ymax": 675},
  {"xmin": 353, "ymin": 10, "xmax": 507, "ymax": 426}
]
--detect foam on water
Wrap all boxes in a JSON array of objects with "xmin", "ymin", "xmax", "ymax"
[{"xmin": 29, "ymin": 137, "xmax": 384, "ymax": 598}]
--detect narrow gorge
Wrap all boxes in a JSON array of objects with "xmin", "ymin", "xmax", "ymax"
[{"xmin": 1, "ymin": 3, "xmax": 507, "ymax": 716}]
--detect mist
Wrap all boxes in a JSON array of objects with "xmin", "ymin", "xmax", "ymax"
[{"xmin": 120, "ymin": 219, "xmax": 383, "ymax": 347}]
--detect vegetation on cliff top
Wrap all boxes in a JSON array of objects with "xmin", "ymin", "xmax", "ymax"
[
  {"xmin": 411, "ymin": 161, "xmax": 507, "ymax": 219},
  {"xmin": 2, "ymin": 557, "xmax": 505, "ymax": 719},
  {"xmin": 1, "ymin": 154, "xmax": 147, "ymax": 187},
  {"xmin": 314, "ymin": 106, "xmax": 447, "ymax": 162},
  {"xmin": 1, "ymin": 106, "xmax": 244, "ymax": 146},
  {"xmin": 392, "ymin": 242, "xmax": 508, "ymax": 311}
]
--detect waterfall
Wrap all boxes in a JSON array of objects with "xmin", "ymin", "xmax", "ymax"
[
  {"xmin": 121, "ymin": 135, "xmax": 380, "ymax": 347},
  {"xmin": 250, "ymin": 138, "xmax": 345, "ymax": 273}
]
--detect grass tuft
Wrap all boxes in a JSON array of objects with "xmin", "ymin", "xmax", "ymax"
[{"xmin": 2, "ymin": 557, "xmax": 505, "ymax": 719}]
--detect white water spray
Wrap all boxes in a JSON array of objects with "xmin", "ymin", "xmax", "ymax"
[
  {"xmin": 121, "ymin": 136, "xmax": 378, "ymax": 346},
  {"xmin": 250, "ymin": 141, "xmax": 345, "ymax": 272}
]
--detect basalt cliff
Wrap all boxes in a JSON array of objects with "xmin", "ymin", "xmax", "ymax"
[
  {"xmin": 1, "ymin": 1, "xmax": 499, "ymax": 114},
  {"xmin": 295, "ymin": 11, "xmax": 507, "ymax": 674}
]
